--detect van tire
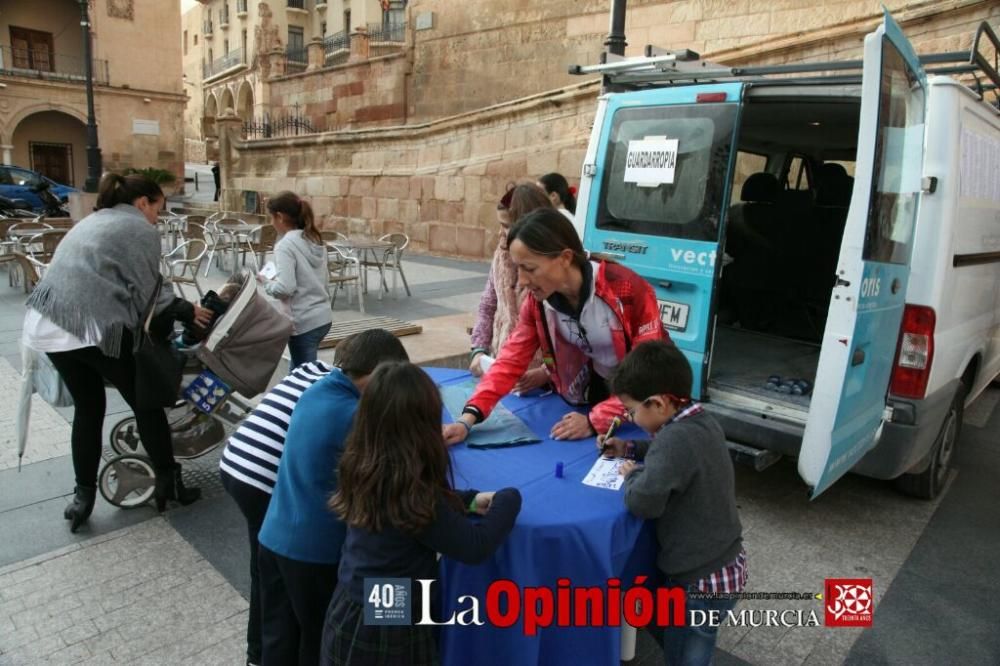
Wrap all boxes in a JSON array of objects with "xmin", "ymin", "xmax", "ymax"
[{"xmin": 894, "ymin": 383, "xmax": 966, "ymax": 500}]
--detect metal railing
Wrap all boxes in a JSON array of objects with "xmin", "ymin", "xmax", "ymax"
[
  {"xmin": 203, "ymin": 47, "xmax": 245, "ymax": 79},
  {"xmin": 203, "ymin": 20, "xmax": 213, "ymax": 35},
  {"xmin": 286, "ymin": 45, "xmax": 308, "ymax": 64},
  {"xmin": 242, "ymin": 106, "xmax": 317, "ymax": 140},
  {"xmin": 367, "ymin": 21, "xmax": 406, "ymax": 43},
  {"xmin": 0, "ymin": 45, "xmax": 109, "ymax": 85},
  {"xmin": 287, "ymin": 0, "xmax": 305, "ymax": 9},
  {"xmin": 323, "ymin": 30, "xmax": 350, "ymax": 55},
  {"xmin": 220, "ymin": 7, "xmax": 230, "ymax": 26},
  {"xmin": 237, "ymin": 0, "xmax": 248, "ymax": 12}
]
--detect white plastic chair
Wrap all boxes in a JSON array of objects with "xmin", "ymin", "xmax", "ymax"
[{"xmin": 378, "ymin": 233, "xmax": 411, "ymax": 297}]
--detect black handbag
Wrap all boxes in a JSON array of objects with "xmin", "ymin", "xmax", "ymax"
[{"xmin": 133, "ymin": 277, "xmax": 184, "ymax": 409}]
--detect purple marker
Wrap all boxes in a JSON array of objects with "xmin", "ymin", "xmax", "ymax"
[{"xmin": 555, "ymin": 462, "xmax": 564, "ymax": 478}]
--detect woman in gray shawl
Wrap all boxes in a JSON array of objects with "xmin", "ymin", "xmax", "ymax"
[{"xmin": 22, "ymin": 173, "xmax": 213, "ymax": 531}]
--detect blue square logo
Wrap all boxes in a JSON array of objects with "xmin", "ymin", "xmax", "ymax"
[{"xmin": 363, "ymin": 578, "xmax": 411, "ymax": 626}]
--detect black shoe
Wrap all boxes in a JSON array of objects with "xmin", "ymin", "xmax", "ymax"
[
  {"xmin": 154, "ymin": 464, "xmax": 202, "ymax": 512},
  {"xmin": 63, "ymin": 485, "xmax": 97, "ymax": 533}
]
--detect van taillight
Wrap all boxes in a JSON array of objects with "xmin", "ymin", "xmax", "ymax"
[{"xmin": 889, "ymin": 305, "xmax": 936, "ymax": 399}]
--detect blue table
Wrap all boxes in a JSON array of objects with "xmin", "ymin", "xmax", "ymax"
[{"xmin": 428, "ymin": 368, "xmax": 657, "ymax": 666}]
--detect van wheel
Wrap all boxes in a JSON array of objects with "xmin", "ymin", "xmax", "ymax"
[{"xmin": 894, "ymin": 384, "xmax": 965, "ymax": 500}]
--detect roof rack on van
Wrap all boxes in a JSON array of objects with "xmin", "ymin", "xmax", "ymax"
[{"xmin": 569, "ymin": 21, "xmax": 1000, "ymax": 108}]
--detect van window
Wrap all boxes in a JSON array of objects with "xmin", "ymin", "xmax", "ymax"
[
  {"xmin": 597, "ymin": 103, "xmax": 738, "ymax": 241},
  {"xmin": 863, "ymin": 40, "xmax": 925, "ymax": 264},
  {"xmin": 730, "ymin": 151, "xmax": 768, "ymax": 204},
  {"xmin": 785, "ymin": 155, "xmax": 812, "ymax": 191}
]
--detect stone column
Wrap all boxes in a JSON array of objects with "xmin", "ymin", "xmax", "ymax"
[
  {"xmin": 268, "ymin": 47, "xmax": 287, "ymax": 79},
  {"xmin": 215, "ymin": 111, "xmax": 244, "ymax": 211},
  {"xmin": 307, "ymin": 38, "xmax": 325, "ymax": 71},
  {"xmin": 349, "ymin": 26, "xmax": 370, "ymax": 63},
  {"xmin": 0, "ymin": 144, "xmax": 12, "ymax": 165}
]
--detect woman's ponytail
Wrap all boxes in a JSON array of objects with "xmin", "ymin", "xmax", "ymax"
[
  {"xmin": 95, "ymin": 172, "xmax": 163, "ymax": 210},
  {"xmin": 267, "ymin": 191, "xmax": 322, "ymax": 244}
]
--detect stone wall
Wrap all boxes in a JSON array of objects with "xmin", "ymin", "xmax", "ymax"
[
  {"xmin": 267, "ymin": 53, "xmax": 409, "ymax": 130},
  {"xmin": 222, "ymin": 0, "xmax": 999, "ymax": 259}
]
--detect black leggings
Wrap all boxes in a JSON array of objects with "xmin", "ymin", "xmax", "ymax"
[{"xmin": 47, "ymin": 332, "xmax": 175, "ymax": 487}]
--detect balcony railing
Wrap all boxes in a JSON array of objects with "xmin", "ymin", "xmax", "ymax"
[
  {"xmin": 368, "ymin": 21, "xmax": 405, "ymax": 43},
  {"xmin": 323, "ymin": 30, "xmax": 350, "ymax": 55},
  {"xmin": 287, "ymin": 0, "xmax": 305, "ymax": 9},
  {"xmin": 286, "ymin": 44, "xmax": 308, "ymax": 64},
  {"xmin": 220, "ymin": 8, "xmax": 230, "ymax": 27},
  {"xmin": 203, "ymin": 47, "xmax": 245, "ymax": 79},
  {"xmin": 237, "ymin": 0, "xmax": 248, "ymax": 14},
  {"xmin": 203, "ymin": 20, "xmax": 213, "ymax": 36},
  {"xmin": 0, "ymin": 45, "xmax": 109, "ymax": 85}
]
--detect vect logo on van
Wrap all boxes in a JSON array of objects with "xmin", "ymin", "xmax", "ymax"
[
  {"xmin": 603, "ymin": 240, "xmax": 649, "ymax": 255},
  {"xmin": 670, "ymin": 248, "xmax": 717, "ymax": 268}
]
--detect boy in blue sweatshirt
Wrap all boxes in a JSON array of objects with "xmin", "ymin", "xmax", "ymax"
[
  {"xmin": 602, "ymin": 340, "xmax": 746, "ymax": 666},
  {"xmin": 257, "ymin": 329, "xmax": 409, "ymax": 666}
]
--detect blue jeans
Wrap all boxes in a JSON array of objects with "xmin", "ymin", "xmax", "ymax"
[
  {"xmin": 661, "ymin": 583, "xmax": 737, "ymax": 666},
  {"xmin": 287, "ymin": 322, "xmax": 331, "ymax": 372}
]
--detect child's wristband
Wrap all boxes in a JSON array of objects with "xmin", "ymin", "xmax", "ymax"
[
  {"xmin": 458, "ymin": 420, "xmax": 472, "ymax": 438},
  {"xmin": 470, "ymin": 347, "xmax": 488, "ymax": 360}
]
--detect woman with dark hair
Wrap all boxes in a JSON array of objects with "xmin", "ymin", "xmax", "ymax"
[
  {"xmin": 444, "ymin": 208, "xmax": 669, "ymax": 445},
  {"xmin": 469, "ymin": 183, "xmax": 552, "ymax": 393},
  {"xmin": 321, "ymin": 362, "xmax": 521, "ymax": 665},
  {"xmin": 537, "ymin": 172, "xmax": 580, "ymax": 236},
  {"xmin": 260, "ymin": 191, "xmax": 332, "ymax": 370},
  {"xmin": 23, "ymin": 172, "xmax": 211, "ymax": 531}
]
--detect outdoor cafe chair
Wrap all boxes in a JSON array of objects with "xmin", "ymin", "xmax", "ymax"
[
  {"xmin": 378, "ymin": 232, "xmax": 412, "ymax": 297},
  {"xmin": 163, "ymin": 239, "xmax": 207, "ymax": 299},
  {"xmin": 327, "ymin": 244, "xmax": 364, "ymax": 313},
  {"xmin": 246, "ymin": 223, "xmax": 277, "ymax": 270},
  {"xmin": 10, "ymin": 251, "xmax": 46, "ymax": 293}
]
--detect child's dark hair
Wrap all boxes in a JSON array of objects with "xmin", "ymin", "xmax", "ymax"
[
  {"xmin": 95, "ymin": 173, "xmax": 164, "ymax": 211},
  {"xmin": 334, "ymin": 328, "xmax": 409, "ymax": 379},
  {"xmin": 610, "ymin": 340, "xmax": 693, "ymax": 402},
  {"xmin": 508, "ymin": 183, "xmax": 553, "ymax": 226},
  {"xmin": 497, "ymin": 181, "xmax": 516, "ymax": 211},
  {"xmin": 330, "ymin": 362, "xmax": 462, "ymax": 532},
  {"xmin": 538, "ymin": 172, "xmax": 577, "ymax": 214},
  {"xmin": 267, "ymin": 191, "xmax": 321, "ymax": 244},
  {"xmin": 507, "ymin": 207, "xmax": 588, "ymax": 271}
]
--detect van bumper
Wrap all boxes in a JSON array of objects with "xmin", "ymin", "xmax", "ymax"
[{"xmin": 850, "ymin": 379, "xmax": 960, "ymax": 480}]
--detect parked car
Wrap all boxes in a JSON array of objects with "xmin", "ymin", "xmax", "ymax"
[
  {"xmin": 0, "ymin": 165, "xmax": 76, "ymax": 212},
  {"xmin": 571, "ymin": 13, "xmax": 1000, "ymax": 499}
]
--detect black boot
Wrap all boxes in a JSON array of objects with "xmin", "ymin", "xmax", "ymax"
[
  {"xmin": 154, "ymin": 464, "xmax": 202, "ymax": 512},
  {"xmin": 64, "ymin": 485, "xmax": 97, "ymax": 533}
]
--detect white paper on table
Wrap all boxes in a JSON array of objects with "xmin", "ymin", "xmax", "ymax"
[
  {"xmin": 582, "ymin": 456, "xmax": 626, "ymax": 491},
  {"xmin": 260, "ymin": 261, "xmax": 278, "ymax": 280}
]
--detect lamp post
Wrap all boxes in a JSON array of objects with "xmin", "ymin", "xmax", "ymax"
[{"xmin": 78, "ymin": 0, "xmax": 102, "ymax": 192}]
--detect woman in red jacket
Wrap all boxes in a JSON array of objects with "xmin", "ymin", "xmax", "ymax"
[{"xmin": 444, "ymin": 208, "xmax": 669, "ymax": 445}]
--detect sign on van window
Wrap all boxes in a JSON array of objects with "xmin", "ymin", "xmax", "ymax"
[{"xmin": 623, "ymin": 137, "xmax": 678, "ymax": 187}]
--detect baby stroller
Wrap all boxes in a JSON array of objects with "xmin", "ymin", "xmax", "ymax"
[{"xmin": 97, "ymin": 270, "xmax": 292, "ymax": 508}]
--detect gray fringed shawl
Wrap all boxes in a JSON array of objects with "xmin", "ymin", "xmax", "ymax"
[{"xmin": 25, "ymin": 203, "xmax": 175, "ymax": 358}]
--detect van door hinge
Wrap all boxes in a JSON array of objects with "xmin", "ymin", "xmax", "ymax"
[
  {"xmin": 921, "ymin": 176, "xmax": 938, "ymax": 194},
  {"xmin": 883, "ymin": 405, "xmax": 894, "ymax": 422},
  {"xmin": 583, "ymin": 164, "xmax": 597, "ymax": 177}
]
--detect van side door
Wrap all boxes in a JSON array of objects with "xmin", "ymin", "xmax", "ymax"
[
  {"xmin": 582, "ymin": 82, "xmax": 744, "ymax": 396},
  {"xmin": 798, "ymin": 12, "xmax": 928, "ymax": 498}
]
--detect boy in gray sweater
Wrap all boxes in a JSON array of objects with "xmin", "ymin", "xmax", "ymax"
[{"xmin": 601, "ymin": 340, "xmax": 746, "ymax": 666}]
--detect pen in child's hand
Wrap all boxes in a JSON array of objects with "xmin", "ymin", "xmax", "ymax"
[{"xmin": 599, "ymin": 416, "xmax": 622, "ymax": 458}]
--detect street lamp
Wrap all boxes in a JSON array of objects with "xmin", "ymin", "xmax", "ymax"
[{"xmin": 78, "ymin": 0, "xmax": 102, "ymax": 192}]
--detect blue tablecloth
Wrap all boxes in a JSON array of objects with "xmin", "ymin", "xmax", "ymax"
[{"xmin": 428, "ymin": 368, "xmax": 657, "ymax": 666}]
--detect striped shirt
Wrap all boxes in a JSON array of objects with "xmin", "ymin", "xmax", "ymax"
[{"xmin": 219, "ymin": 361, "xmax": 332, "ymax": 494}]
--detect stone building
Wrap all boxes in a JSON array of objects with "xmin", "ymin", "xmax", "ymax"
[
  {"xmin": 184, "ymin": 0, "xmax": 403, "ymax": 161},
  {"xmin": 207, "ymin": 0, "xmax": 997, "ymax": 258},
  {"xmin": 0, "ymin": 0, "xmax": 185, "ymax": 187}
]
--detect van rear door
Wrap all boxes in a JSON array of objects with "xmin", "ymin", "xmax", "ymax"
[
  {"xmin": 582, "ymin": 82, "xmax": 743, "ymax": 396},
  {"xmin": 798, "ymin": 12, "xmax": 928, "ymax": 498}
]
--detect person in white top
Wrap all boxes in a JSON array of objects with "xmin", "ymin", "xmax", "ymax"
[{"xmin": 538, "ymin": 172, "xmax": 581, "ymax": 238}]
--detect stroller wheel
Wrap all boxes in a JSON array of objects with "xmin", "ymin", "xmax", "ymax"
[
  {"xmin": 98, "ymin": 454, "xmax": 156, "ymax": 508},
  {"xmin": 109, "ymin": 417, "xmax": 146, "ymax": 457}
]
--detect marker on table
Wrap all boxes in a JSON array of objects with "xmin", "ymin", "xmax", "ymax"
[{"xmin": 599, "ymin": 416, "xmax": 622, "ymax": 458}]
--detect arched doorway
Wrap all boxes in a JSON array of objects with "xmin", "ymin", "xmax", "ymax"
[
  {"xmin": 204, "ymin": 93, "xmax": 219, "ymax": 139},
  {"xmin": 220, "ymin": 88, "xmax": 235, "ymax": 115},
  {"xmin": 236, "ymin": 81, "xmax": 255, "ymax": 123},
  {"xmin": 11, "ymin": 110, "xmax": 86, "ymax": 187}
]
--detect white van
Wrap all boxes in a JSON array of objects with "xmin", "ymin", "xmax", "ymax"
[{"xmin": 571, "ymin": 14, "xmax": 1000, "ymax": 499}]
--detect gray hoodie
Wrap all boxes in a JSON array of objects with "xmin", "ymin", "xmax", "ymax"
[{"xmin": 263, "ymin": 229, "xmax": 332, "ymax": 335}]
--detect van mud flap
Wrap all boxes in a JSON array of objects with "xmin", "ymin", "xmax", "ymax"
[{"xmin": 727, "ymin": 441, "xmax": 782, "ymax": 471}]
